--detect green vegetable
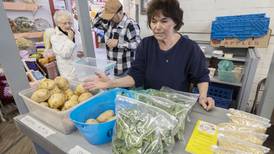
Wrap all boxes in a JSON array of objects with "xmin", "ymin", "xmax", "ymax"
[
  {"xmin": 136, "ymin": 89, "xmax": 196, "ymax": 141},
  {"xmin": 113, "ymin": 96, "xmax": 177, "ymax": 154},
  {"xmin": 113, "ymin": 109, "xmax": 163, "ymax": 154}
]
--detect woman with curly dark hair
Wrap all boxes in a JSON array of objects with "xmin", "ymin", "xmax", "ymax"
[{"xmin": 84, "ymin": 0, "xmax": 215, "ymax": 111}]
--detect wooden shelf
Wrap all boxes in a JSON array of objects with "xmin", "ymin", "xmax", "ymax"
[
  {"xmin": 3, "ymin": 2, "xmax": 39, "ymax": 13},
  {"xmin": 14, "ymin": 32, "xmax": 43, "ymax": 39}
]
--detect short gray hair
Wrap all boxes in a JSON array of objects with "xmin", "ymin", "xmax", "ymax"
[{"xmin": 53, "ymin": 10, "xmax": 73, "ymax": 25}]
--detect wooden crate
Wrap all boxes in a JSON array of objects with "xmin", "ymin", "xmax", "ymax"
[{"xmin": 211, "ymin": 29, "xmax": 272, "ymax": 48}]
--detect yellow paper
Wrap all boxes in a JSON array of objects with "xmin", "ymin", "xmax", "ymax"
[{"xmin": 185, "ymin": 120, "xmax": 218, "ymax": 154}]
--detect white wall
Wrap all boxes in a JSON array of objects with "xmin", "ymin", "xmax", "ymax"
[{"xmin": 137, "ymin": 0, "xmax": 274, "ymax": 110}]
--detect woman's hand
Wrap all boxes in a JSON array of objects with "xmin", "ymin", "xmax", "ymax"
[
  {"xmin": 67, "ymin": 29, "xmax": 75, "ymax": 41},
  {"xmin": 77, "ymin": 51, "xmax": 85, "ymax": 58},
  {"xmin": 198, "ymin": 96, "xmax": 215, "ymax": 111},
  {"xmin": 83, "ymin": 72, "xmax": 112, "ymax": 90}
]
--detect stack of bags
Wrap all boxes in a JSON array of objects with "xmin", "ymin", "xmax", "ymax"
[
  {"xmin": 112, "ymin": 88, "xmax": 199, "ymax": 154},
  {"xmin": 214, "ymin": 109, "xmax": 271, "ymax": 154}
]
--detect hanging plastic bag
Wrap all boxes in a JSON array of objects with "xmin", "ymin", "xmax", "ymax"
[{"xmin": 113, "ymin": 95, "xmax": 178, "ymax": 154}]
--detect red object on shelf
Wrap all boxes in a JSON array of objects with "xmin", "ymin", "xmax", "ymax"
[
  {"xmin": 0, "ymin": 74, "xmax": 14, "ymax": 105},
  {"xmin": 44, "ymin": 61, "xmax": 59, "ymax": 79}
]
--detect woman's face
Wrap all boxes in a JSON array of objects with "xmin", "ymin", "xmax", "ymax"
[
  {"xmin": 58, "ymin": 16, "xmax": 73, "ymax": 32},
  {"xmin": 150, "ymin": 11, "xmax": 177, "ymax": 41}
]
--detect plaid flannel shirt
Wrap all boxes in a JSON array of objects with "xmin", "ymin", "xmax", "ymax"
[{"xmin": 93, "ymin": 13, "xmax": 141, "ymax": 76}]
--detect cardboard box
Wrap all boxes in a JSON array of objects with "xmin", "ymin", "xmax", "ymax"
[{"xmin": 211, "ymin": 29, "xmax": 271, "ymax": 48}]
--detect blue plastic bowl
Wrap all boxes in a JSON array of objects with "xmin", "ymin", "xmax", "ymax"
[{"xmin": 69, "ymin": 88, "xmax": 128, "ymax": 145}]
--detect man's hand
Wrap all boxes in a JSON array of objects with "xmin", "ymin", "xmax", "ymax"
[
  {"xmin": 199, "ymin": 96, "xmax": 215, "ymax": 111},
  {"xmin": 106, "ymin": 39, "xmax": 118, "ymax": 48}
]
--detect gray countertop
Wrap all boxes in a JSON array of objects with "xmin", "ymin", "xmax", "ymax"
[{"xmin": 14, "ymin": 103, "xmax": 229, "ymax": 154}]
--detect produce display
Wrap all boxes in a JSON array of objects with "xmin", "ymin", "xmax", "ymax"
[
  {"xmin": 34, "ymin": 18, "xmax": 51, "ymax": 32},
  {"xmin": 14, "ymin": 17, "xmax": 34, "ymax": 33},
  {"xmin": 30, "ymin": 76, "xmax": 93, "ymax": 111},
  {"xmin": 22, "ymin": 0, "xmax": 37, "ymax": 4},
  {"xmin": 16, "ymin": 38, "xmax": 34, "ymax": 50},
  {"xmin": 8, "ymin": 18, "xmax": 17, "ymax": 33},
  {"xmin": 85, "ymin": 110, "xmax": 115, "ymax": 124}
]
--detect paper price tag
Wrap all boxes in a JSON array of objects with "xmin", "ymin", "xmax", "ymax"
[
  {"xmin": 20, "ymin": 116, "xmax": 56, "ymax": 138},
  {"xmin": 68, "ymin": 146, "xmax": 91, "ymax": 154}
]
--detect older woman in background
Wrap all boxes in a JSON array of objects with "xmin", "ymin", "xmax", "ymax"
[{"xmin": 51, "ymin": 10, "xmax": 84, "ymax": 80}]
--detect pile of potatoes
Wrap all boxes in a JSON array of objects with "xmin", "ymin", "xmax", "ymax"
[
  {"xmin": 86, "ymin": 110, "xmax": 116, "ymax": 124},
  {"xmin": 30, "ymin": 76, "xmax": 93, "ymax": 111}
]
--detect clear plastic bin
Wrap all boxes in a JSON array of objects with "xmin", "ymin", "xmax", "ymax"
[
  {"xmin": 73, "ymin": 57, "xmax": 116, "ymax": 82},
  {"xmin": 217, "ymin": 69, "xmax": 243, "ymax": 83},
  {"xmin": 19, "ymin": 85, "xmax": 99, "ymax": 134}
]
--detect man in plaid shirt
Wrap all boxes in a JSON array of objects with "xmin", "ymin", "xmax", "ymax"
[{"xmin": 93, "ymin": 0, "xmax": 141, "ymax": 76}]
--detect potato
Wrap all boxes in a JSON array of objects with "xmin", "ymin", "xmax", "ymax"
[
  {"xmin": 31, "ymin": 89, "xmax": 50, "ymax": 103},
  {"xmin": 53, "ymin": 108, "xmax": 60, "ymax": 112},
  {"xmin": 64, "ymin": 89, "xmax": 74, "ymax": 100},
  {"xmin": 62, "ymin": 99, "xmax": 78, "ymax": 110},
  {"xmin": 86, "ymin": 119, "xmax": 98, "ymax": 124},
  {"xmin": 40, "ymin": 102, "xmax": 49, "ymax": 107},
  {"xmin": 54, "ymin": 76, "xmax": 69, "ymax": 90},
  {"xmin": 107, "ymin": 116, "xmax": 116, "ymax": 122},
  {"xmin": 70, "ymin": 95, "xmax": 79, "ymax": 102},
  {"xmin": 38, "ymin": 58, "xmax": 49, "ymax": 65},
  {"xmin": 38, "ymin": 79, "xmax": 56, "ymax": 90},
  {"xmin": 96, "ymin": 110, "xmax": 114, "ymax": 123},
  {"xmin": 78, "ymin": 92, "xmax": 92, "ymax": 103},
  {"xmin": 48, "ymin": 93, "xmax": 65, "ymax": 109},
  {"xmin": 74, "ymin": 84, "xmax": 87, "ymax": 95},
  {"xmin": 49, "ymin": 86, "xmax": 62, "ymax": 95}
]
